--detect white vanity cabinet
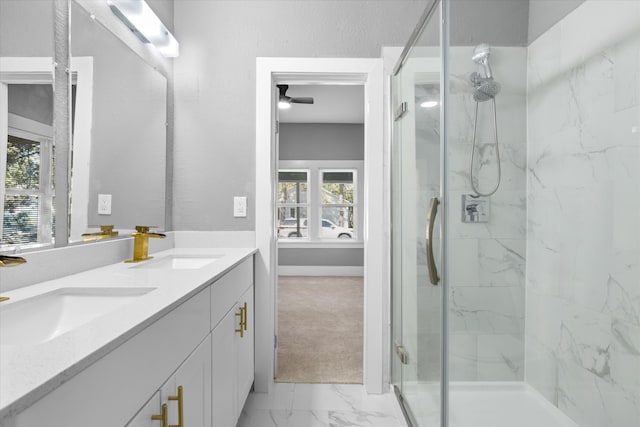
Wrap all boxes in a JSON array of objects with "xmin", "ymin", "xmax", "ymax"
[
  {"xmin": 127, "ymin": 331, "xmax": 212, "ymax": 427},
  {"xmin": 9, "ymin": 255, "xmax": 255, "ymax": 427},
  {"xmin": 127, "ymin": 392, "xmax": 162, "ymax": 427},
  {"xmin": 211, "ymin": 259, "xmax": 254, "ymax": 427}
]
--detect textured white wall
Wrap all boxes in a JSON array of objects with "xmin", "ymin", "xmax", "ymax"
[
  {"xmin": 526, "ymin": 2, "xmax": 640, "ymax": 426},
  {"xmin": 172, "ymin": 0, "xmax": 425, "ymax": 231}
]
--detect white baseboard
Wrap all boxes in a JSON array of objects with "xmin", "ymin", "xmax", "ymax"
[{"xmin": 277, "ymin": 266, "xmax": 364, "ymax": 276}]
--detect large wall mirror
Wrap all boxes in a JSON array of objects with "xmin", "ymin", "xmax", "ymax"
[{"xmin": 0, "ymin": 0, "xmax": 167, "ymax": 249}]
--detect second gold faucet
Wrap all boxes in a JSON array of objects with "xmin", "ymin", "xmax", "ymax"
[{"xmin": 125, "ymin": 226, "xmax": 166, "ymax": 263}]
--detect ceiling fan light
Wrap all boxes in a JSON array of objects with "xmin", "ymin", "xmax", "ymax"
[
  {"xmin": 421, "ymin": 100, "xmax": 439, "ymax": 108},
  {"xmin": 278, "ymin": 100, "xmax": 291, "ymax": 109}
]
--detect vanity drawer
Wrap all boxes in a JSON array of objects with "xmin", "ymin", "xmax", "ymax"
[{"xmin": 211, "ymin": 257, "xmax": 253, "ymax": 330}]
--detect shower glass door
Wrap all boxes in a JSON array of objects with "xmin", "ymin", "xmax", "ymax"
[{"xmin": 391, "ymin": 2, "xmax": 444, "ymax": 425}]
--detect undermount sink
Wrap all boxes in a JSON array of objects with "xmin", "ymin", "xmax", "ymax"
[
  {"xmin": 133, "ymin": 255, "xmax": 222, "ymax": 270},
  {"xmin": 0, "ymin": 287, "xmax": 156, "ymax": 346}
]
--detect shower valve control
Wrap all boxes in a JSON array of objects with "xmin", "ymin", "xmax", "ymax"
[{"xmin": 462, "ymin": 194, "xmax": 490, "ymax": 223}]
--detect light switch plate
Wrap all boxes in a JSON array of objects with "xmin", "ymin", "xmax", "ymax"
[
  {"xmin": 234, "ymin": 196, "xmax": 247, "ymax": 217},
  {"xmin": 98, "ymin": 194, "xmax": 112, "ymax": 215}
]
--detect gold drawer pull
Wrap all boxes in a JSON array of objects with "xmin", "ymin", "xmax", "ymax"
[
  {"xmin": 151, "ymin": 403, "xmax": 168, "ymax": 427},
  {"xmin": 168, "ymin": 385, "xmax": 184, "ymax": 427},
  {"xmin": 235, "ymin": 306, "xmax": 245, "ymax": 337},
  {"xmin": 242, "ymin": 302, "xmax": 248, "ymax": 331}
]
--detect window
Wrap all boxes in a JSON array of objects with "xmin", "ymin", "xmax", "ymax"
[
  {"xmin": 277, "ymin": 170, "xmax": 309, "ymax": 239},
  {"xmin": 1, "ymin": 129, "xmax": 54, "ymax": 246},
  {"xmin": 320, "ymin": 171, "xmax": 355, "ymax": 240},
  {"xmin": 277, "ymin": 162, "xmax": 361, "ymax": 242}
]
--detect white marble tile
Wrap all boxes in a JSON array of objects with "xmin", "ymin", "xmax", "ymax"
[
  {"xmin": 477, "ymin": 238, "xmax": 525, "ymax": 287},
  {"xmin": 243, "ymin": 382, "xmax": 295, "ymax": 412},
  {"xmin": 240, "ymin": 384, "xmax": 407, "ymax": 427},
  {"xmin": 476, "ymin": 334, "xmax": 524, "ymax": 381},
  {"xmin": 236, "ymin": 409, "xmax": 328, "ymax": 427},
  {"xmin": 328, "ymin": 410, "xmax": 403, "ymax": 427},
  {"xmin": 449, "ymin": 286, "xmax": 525, "ymax": 335},
  {"xmin": 291, "ymin": 384, "xmax": 394, "ymax": 416},
  {"xmin": 613, "ymin": 33, "xmax": 640, "ymax": 112},
  {"xmin": 448, "ymin": 239, "xmax": 479, "ymax": 286},
  {"xmin": 448, "ymin": 334, "xmax": 478, "ymax": 381}
]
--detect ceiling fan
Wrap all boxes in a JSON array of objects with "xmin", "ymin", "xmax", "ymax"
[{"xmin": 277, "ymin": 85, "xmax": 314, "ymax": 109}]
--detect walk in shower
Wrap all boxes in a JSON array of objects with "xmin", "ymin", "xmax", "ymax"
[{"xmin": 390, "ymin": 1, "xmax": 640, "ymax": 426}]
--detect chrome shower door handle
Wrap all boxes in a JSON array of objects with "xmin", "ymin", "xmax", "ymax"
[{"xmin": 426, "ymin": 197, "xmax": 440, "ymax": 285}]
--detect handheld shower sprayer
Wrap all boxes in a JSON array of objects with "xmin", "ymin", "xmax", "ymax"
[
  {"xmin": 472, "ymin": 44, "xmax": 494, "ymax": 78},
  {"xmin": 469, "ymin": 43, "xmax": 502, "ymax": 197}
]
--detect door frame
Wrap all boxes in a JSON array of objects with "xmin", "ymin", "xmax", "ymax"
[{"xmin": 255, "ymin": 57, "xmax": 385, "ymax": 394}]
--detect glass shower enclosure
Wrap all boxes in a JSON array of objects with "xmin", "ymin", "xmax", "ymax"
[{"xmin": 391, "ymin": 1, "xmax": 639, "ymax": 426}]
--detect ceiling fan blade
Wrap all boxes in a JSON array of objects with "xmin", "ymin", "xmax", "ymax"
[{"xmin": 290, "ymin": 97, "xmax": 314, "ymax": 104}]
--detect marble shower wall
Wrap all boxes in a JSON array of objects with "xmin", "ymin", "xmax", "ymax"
[
  {"xmin": 445, "ymin": 47, "xmax": 528, "ymax": 381},
  {"xmin": 526, "ymin": 1, "xmax": 640, "ymax": 426}
]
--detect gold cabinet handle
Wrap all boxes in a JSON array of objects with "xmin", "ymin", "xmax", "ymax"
[
  {"xmin": 235, "ymin": 306, "xmax": 245, "ymax": 337},
  {"xmin": 242, "ymin": 302, "xmax": 248, "ymax": 331},
  {"xmin": 151, "ymin": 403, "xmax": 168, "ymax": 427},
  {"xmin": 168, "ymin": 385, "xmax": 184, "ymax": 427},
  {"xmin": 425, "ymin": 197, "xmax": 440, "ymax": 285}
]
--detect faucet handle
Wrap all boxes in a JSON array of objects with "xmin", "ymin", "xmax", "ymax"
[
  {"xmin": 135, "ymin": 225, "xmax": 151, "ymax": 233},
  {"xmin": 100, "ymin": 225, "xmax": 115, "ymax": 233}
]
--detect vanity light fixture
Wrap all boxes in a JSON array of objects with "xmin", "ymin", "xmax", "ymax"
[{"xmin": 107, "ymin": 0, "xmax": 179, "ymax": 57}]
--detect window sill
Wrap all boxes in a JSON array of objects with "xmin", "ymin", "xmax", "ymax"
[{"xmin": 277, "ymin": 240, "xmax": 364, "ymax": 249}]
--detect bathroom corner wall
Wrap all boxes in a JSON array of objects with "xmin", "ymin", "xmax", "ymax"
[
  {"xmin": 446, "ymin": 46, "xmax": 528, "ymax": 381},
  {"xmin": 526, "ymin": 1, "xmax": 640, "ymax": 426}
]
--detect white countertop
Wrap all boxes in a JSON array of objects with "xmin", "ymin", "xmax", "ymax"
[{"xmin": 0, "ymin": 246, "xmax": 256, "ymax": 420}]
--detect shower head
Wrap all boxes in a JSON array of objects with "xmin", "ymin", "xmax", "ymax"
[
  {"xmin": 473, "ymin": 77, "xmax": 501, "ymax": 102},
  {"xmin": 470, "ymin": 72, "xmax": 501, "ymax": 101},
  {"xmin": 472, "ymin": 43, "xmax": 494, "ymax": 79}
]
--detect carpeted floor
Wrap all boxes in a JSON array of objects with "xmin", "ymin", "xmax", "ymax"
[{"xmin": 276, "ymin": 276, "xmax": 364, "ymax": 384}]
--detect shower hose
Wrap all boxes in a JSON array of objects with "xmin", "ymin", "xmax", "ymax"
[{"xmin": 470, "ymin": 97, "xmax": 501, "ymax": 197}]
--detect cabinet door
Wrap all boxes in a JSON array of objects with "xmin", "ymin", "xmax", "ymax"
[
  {"xmin": 126, "ymin": 392, "xmax": 161, "ymax": 427},
  {"xmin": 236, "ymin": 286, "xmax": 254, "ymax": 415},
  {"xmin": 162, "ymin": 335, "xmax": 212, "ymax": 427},
  {"xmin": 211, "ymin": 306, "xmax": 239, "ymax": 427}
]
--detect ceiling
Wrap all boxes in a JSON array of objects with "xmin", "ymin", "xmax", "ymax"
[{"xmin": 278, "ymin": 85, "xmax": 364, "ymax": 124}]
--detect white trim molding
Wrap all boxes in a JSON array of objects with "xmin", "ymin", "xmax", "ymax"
[
  {"xmin": 256, "ymin": 57, "xmax": 385, "ymax": 394},
  {"xmin": 278, "ymin": 266, "xmax": 364, "ymax": 276}
]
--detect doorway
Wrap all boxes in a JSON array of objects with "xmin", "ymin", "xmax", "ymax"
[
  {"xmin": 255, "ymin": 57, "xmax": 385, "ymax": 394},
  {"xmin": 275, "ymin": 84, "xmax": 365, "ymax": 383}
]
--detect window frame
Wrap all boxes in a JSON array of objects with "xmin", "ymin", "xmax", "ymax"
[
  {"xmin": 278, "ymin": 160, "xmax": 363, "ymax": 245},
  {"xmin": 276, "ymin": 168, "xmax": 310, "ymax": 240},
  {"xmin": 318, "ymin": 168, "xmax": 357, "ymax": 239},
  {"xmin": 2, "ymin": 115, "xmax": 54, "ymax": 246}
]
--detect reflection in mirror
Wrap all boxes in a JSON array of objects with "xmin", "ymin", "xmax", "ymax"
[
  {"xmin": 2, "ymin": 85, "xmax": 54, "ymax": 245},
  {"xmin": 70, "ymin": 0, "xmax": 167, "ymax": 242},
  {"xmin": 0, "ymin": 0, "xmax": 55, "ymax": 249}
]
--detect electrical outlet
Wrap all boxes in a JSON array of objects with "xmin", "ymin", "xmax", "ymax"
[
  {"xmin": 234, "ymin": 196, "xmax": 247, "ymax": 217},
  {"xmin": 98, "ymin": 194, "xmax": 112, "ymax": 215}
]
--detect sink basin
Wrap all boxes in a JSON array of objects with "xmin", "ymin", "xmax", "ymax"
[
  {"xmin": 0, "ymin": 287, "xmax": 156, "ymax": 346},
  {"xmin": 133, "ymin": 255, "xmax": 222, "ymax": 270}
]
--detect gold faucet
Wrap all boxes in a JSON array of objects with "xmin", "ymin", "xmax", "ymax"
[
  {"xmin": 0, "ymin": 255, "xmax": 27, "ymax": 267},
  {"xmin": 0, "ymin": 255, "xmax": 26, "ymax": 302},
  {"xmin": 81, "ymin": 225, "xmax": 119, "ymax": 241},
  {"xmin": 125, "ymin": 226, "xmax": 166, "ymax": 263}
]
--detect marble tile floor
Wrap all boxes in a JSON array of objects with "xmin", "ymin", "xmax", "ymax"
[{"xmin": 236, "ymin": 383, "xmax": 409, "ymax": 427}]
